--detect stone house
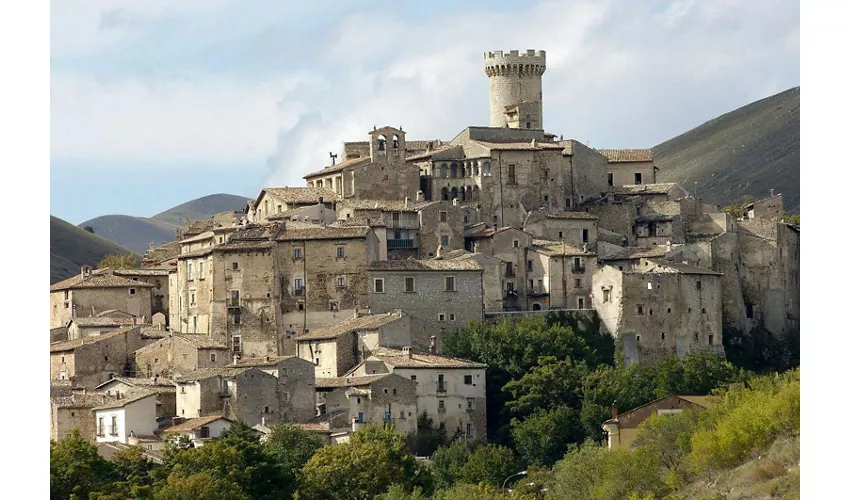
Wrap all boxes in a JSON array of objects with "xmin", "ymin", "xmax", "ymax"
[
  {"xmin": 134, "ymin": 334, "xmax": 230, "ymax": 380},
  {"xmin": 527, "ymin": 239, "xmax": 596, "ymax": 310},
  {"xmin": 345, "ymin": 347, "xmax": 488, "ymax": 442},
  {"xmin": 95, "ymin": 377, "xmax": 177, "ymax": 418},
  {"xmin": 596, "ymin": 149, "xmax": 658, "ymax": 187},
  {"xmin": 433, "ymin": 251, "xmax": 506, "ymax": 313},
  {"xmin": 50, "ymin": 326, "xmax": 150, "ymax": 389},
  {"xmin": 465, "ymin": 226, "xmax": 534, "ymax": 311},
  {"xmin": 320, "ymin": 373, "xmax": 419, "ymax": 438},
  {"xmin": 252, "ymin": 187, "xmax": 338, "ymax": 224},
  {"xmin": 592, "ymin": 259, "xmax": 724, "ymax": 365},
  {"xmin": 304, "ymin": 126, "xmax": 422, "ymax": 202},
  {"xmin": 610, "ymin": 183, "xmax": 689, "ymax": 204},
  {"xmin": 744, "ymin": 192, "xmax": 784, "ymax": 221},
  {"xmin": 295, "ymin": 311, "xmax": 415, "ymax": 378},
  {"xmin": 164, "ymin": 415, "xmax": 233, "ymax": 447},
  {"xmin": 367, "ymin": 258, "xmax": 484, "ymax": 335},
  {"xmin": 93, "ymin": 391, "xmax": 158, "ymax": 445},
  {"xmin": 275, "ymin": 224, "xmax": 381, "ymax": 348},
  {"xmin": 66, "ymin": 315, "xmax": 139, "ymax": 340},
  {"xmin": 602, "ymin": 395, "xmax": 716, "ymax": 450},
  {"xmin": 111, "ymin": 268, "xmax": 171, "ymax": 320},
  {"xmin": 524, "ymin": 211, "xmax": 599, "ymax": 251},
  {"xmin": 51, "ymin": 392, "xmax": 116, "ymax": 442},
  {"xmin": 174, "ymin": 360, "xmax": 315, "ymax": 426},
  {"xmin": 337, "ymin": 199, "xmax": 422, "ymax": 261},
  {"xmin": 50, "ymin": 266, "xmax": 154, "ymax": 329},
  {"xmin": 268, "ymin": 203, "xmax": 338, "ymax": 225},
  {"xmin": 597, "ymin": 244, "xmax": 671, "ymax": 272}
]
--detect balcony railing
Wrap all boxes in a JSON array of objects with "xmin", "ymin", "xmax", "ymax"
[
  {"xmin": 387, "ymin": 239, "xmax": 416, "ymax": 249},
  {"xmin": 505, "ymin": 269, "xmax": 516, "ymax": 278},
  {"xmin": 572, "ymin": 265, "xmax": 586, "ymax": 274},
  {"xmin": 293, "ymin": 288, "xmax": 304, "ymax": 296},
  {"xmin": 528, "ymin": 288, "xmax": 549, "ymax": 296},
  {"xmin": 437, "ymin": 385, "xmax": 447, "ymax": 394},
  {"xmin": 228, "ymin": 299, "xmax": 240, "ymax": 308}
]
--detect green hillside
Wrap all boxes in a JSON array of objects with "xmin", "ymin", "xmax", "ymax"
[
  {"xmin": 78, "ymin": 214, "xmax": 177, "ymax": 255},
  {"xmin": 654, "ymin": 87, "xmax": 800, "ymax": 212},
  {"xmin": 50, "ymin": 216, "xmax": 140, "ymax": 284}
]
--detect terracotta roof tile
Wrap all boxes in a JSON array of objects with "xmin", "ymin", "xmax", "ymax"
[
  {"xmin": 315, "ymin": 374, "xmax": 390, "ymax": 389},
  {"xmin": 93, "ymin": 390, "xmax": 158, "ymax": 411},
  {"xmin": 596, "ymin": 149, "xmax": 654, "ymax": 162},
  {"xmin": 530, "ymin": 239, "xmax": 596, "ymax": 257},
  {"xmin": 472, "ymin": 140, "xmax": 567, "ymax": 151},
  {"xmin": 276, "ymin": 226, "xmax": 370, "ymax": 241},
  {"xmin": 368, "ymin": 347, "xmax": 487, "ymax": 369},
  {"xmin": 262, "ymin": 187, "xmax": 340, "ymax": 203},
  {"xmin": 613, "ymin": 183, "xmax": 681, "ymax": 196},
  {"xmin": 599, "ymin": 245, "xmax": 669, "ymax": 261},
  {"xmin": 52, "ymin": 393, "xmax": 116, "ymax": 409},
  {"xmin": 172, "ymin": 367, "xmax": 254, "ymax": 382},
  {"xmin": 639, "ymin": 259, "xmax": 722, "ymax": 276},
  {"xmin": 338, "ymin": 199, "xmax": 426, "ymax": 213},
  {"xmin": 165, "ymin": 414, "xmax": 231, "ymax": 432},
  {"xmin": 368, "ymin": 259, "xmax": 483, "ymax": 272},
  {"xmin": 303, "ymin": 157, "xmax": 371, "ymax": 178},
  {"xmin": 50, "ymin": 326, "xmax": 138, "ymax": 352},
  {"xmin": 297, "ymin": 313, "xmax": 403, "ymax": 341},
  {"xmin": 546, "ymin": 211, "xmax": 599, "ymax": 220},
  {"xmin": 50, "ymin": 272, "xmax": 154, "ymax": 292}
]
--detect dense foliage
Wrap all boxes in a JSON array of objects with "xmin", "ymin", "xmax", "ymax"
[{"xmin": 97, "ymin": 253, "xmax": 138, "ymax": 270}]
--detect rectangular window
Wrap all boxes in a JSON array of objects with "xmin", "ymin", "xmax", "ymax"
[
  {"xmin": 582, "ymin": 229, "xmax": 589, "ymax": 243},
  {"xmin": 441, "ymin": 235, "xmax": 449, "ymax": 246},
  {"xmin": 232, "ymin": 309, "xmax": 241, "ymax": 325},
  {"xmin": 98, "ymin": 417, "xmax": 104, "ymax": 436},
  {"xmin": 574, "ymin": 278, "xmax": 581, "ymax": 287},
  {"xmin": 449, "ymin": 313, "xmax": 456, "ymax": 321},
  {"xmin": 232, "ymin": 335, "xmax": 242, "ymax": 352},
  {"xmin": 337, "ymin": 277, "xmax": 346, "ymax": 289},
  {"xmin": 337, "ymin": 247, "xmax": 345, "ymax": 258},
  {"xmin": 405, "ymin": 277, "xmax": 415, "ymax": 292},
  {"xmin": 558, "ymin": 231, "xmax": 563, "ymax": 238},
  {"xmin": 467, "ymin": 398, "xmax": 474, "ymax": 409},
  {"xmin": 230, "ymin": 290, "xmax": 240, "ymax": 307},
  {"xmin": 400, "ymin": 411, "xmax": 406, "ymax": 419},
  {"xmin": 637, "ymin": 304, "xmax": 644, "ymax": 315},
  {"xmin": 438, "ymin": 313, "xmax": 446, "ymax": 322},
  {"xmin": 330, "ymin": 302, "xmax": 338, "ymax": 311},
  {"xmin": 198, "ymin": 260, "xmax": 205, "ymax": 279},
  {"xmin": 410, "ymin": 375, "xmax": 417, "ymax": 382},
  {"xmin": 578, "ymin": 297, "xmax": 585, "ymax": 309},
  {"xmin": 512, "ymin": 239, "xmax": 519, "ymax": 248},
  {"xmin": 527, "ymin": 260, "xmax": 533, "ymax": 271},
  {"xmin": 438, "ymin": 374, "xmax": 446, "ymax": 392},
  {"xmin": 358, "ymin": 412, "xmax": 365, "ymax": 423},
  {"xmin": 608, "ymin": 172, "xmax": 614, "ymax": 186},
  {"xmin": 444, "ymin": 276, "xmax": 455, "ymax": 291},
  {"xmin": 200, "ymin": 426, "xmax": 210, "ymax": 439},
  {"xmin": 603, "ymin": 288, "xmax": 611, "ymax": 303},
  {"xmin": 634, "ymin": 172, "xmax": 642, "ymax": 185},
  {"xmin": 210, "ymin": 352, "xmax": 217, "ymax": 363},
  {"xmin": 129, "ymin": 288, "xmax": 136, "ymax": 295},
  {"xmin": 696, "ymin": 280, "xmax": 702, "ymax": 290},
  {"xmin": 232, "ymin": 262, "xmax": 239, "ymax": 270},
  {"xmin": 508, "ymin": 164, "xmax": 516, "ymax": 183},
  {"xmin": 464, "ymin": 375, "xmax": 473, "ymax": 385},
  {"xmin": 746, "ymin": 303, "xmax": 754, "ymax": 318},
  {"xmin": 506, "ymin": 262, "xmax": 514, "ymax": 276},
  {"xmin": 708, "ymin": 335, "xmax": 714, "ymax": 345},
  {"xmin": 111, "ymin": 415, "xmax": 118, "ymax": 436},
  {"xmin": 294, "ymin": 248, "xmax": 302, "ymax": 260},
  {"xmin": 294, "ymin": 279, "xmax": 304, "ymax": 295},
  {"xmin": 467, "ymin": 423, "xmax": 473, "ymax": 437},
  {"xmin": 440, "ymin": 211, "xmax": 447, "ymax": 222},
  {"xmin": 190, "ymin": 291, "xmax": 196, "ymax": 306},
  {"xmin": 187, "ymin": 261, "xmax": 194, "ymax": 280},
  {"xmin": 374, "ymin": 278, "xmax": 384, "ymax": 293}
]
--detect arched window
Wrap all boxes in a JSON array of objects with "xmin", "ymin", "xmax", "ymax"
[
  {"xmin": 532, "ymin": 303, "xmax": 542, "ymax": 311},
  {"xmin": 392, "ymin": 135, "xmax": 399, "ymax": 148},
  {"xmin": 378, "ymin": 135, "xmax": 386, "ymax": 151},
  {"xmin": 482, "ymin": 161, "xmax": 491, "ymax": 176},
  {"xmin": 450, "ymin": 187, "xmax": 458, "ymax": 201},
  {"xmin": 440, "ymin": 163, "xmax": 448, "ymax": 178},
  {"xmin": 441, "ymin": 187, "xmax": 449, "ymax": 201},
  {"xmin": 450, "ymin": 163, "xmax": 458, "ymax": 178},
  {"xmin": 460, "ymin": 164, "xmax": 466, "ymax": 177}
]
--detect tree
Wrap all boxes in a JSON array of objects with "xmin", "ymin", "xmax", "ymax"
[
  {"xmin": 89, "ymin": 445, "xmax": 158, "ymax": 499},
  {"xmin": 431, "ymin": 441, "xmax": 472, "ymax": 490},
  {"xmin": 511, "ymin": 406, "xmax": 583, "ymax": 466},
  {"xmin": 504, "ymin": 356, "xmax": 588, "ymax": 418},
  {"xmin": 782, "ymin": 213, "xmax": 800, "ymax": 226},
  {"xmin": 264, "ymin": 423, "xmax": 325, "ymax": 497},
  {"xmin": 406, "ymin": 411, "xmax": 448, "ymax": 457},
  {"xmin": 723, "ymin": 325, "xmax": 799, "ymax": 373},
  {"xmin": 98, "ymin": 253, "xmax": 138, "ymax": 270},
  {"xmin": 721, "ymin": 195, "xmax": 755, "ymax": 219},
  {"xmin": 84, "ymin": 225, "xmax": 95, "ymax": 233},
  {"xmin": 297, "ymin": 427, "xmax": 430, "ymax": 499},
  {"xmin": 50, "ymin": 429, "xmax": 116, "ymax": 500},
  {"xmin": 156, "ymin": 472, "xmax": 249, "ymax": 500},
  {"xmin": 580, "ymin": 363, "xmax": 660, "ymax": 442},
  {"xmin": 633, "ymin": 410, "xmax": 700, "ymax": 477},
  {"xmin": 458, "ymin": 444, "xmax": 522, "ymax": 488}
]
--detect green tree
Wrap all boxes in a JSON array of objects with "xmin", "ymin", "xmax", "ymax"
[
  {"xmin": 504, "ymin": 356, "xmax": 588, "ymax": 417},
  {"xmin": 723, "ymin": 326, "xmax": 799, "ymax": 373},
  {"xmin": 511, "ymin": 405, "xmax": 583, "ymax": 466},
  {"xmin": 782, "ymin": 213, "xmax": 800, "ymax": 225},
  {"xmin": 406, "ymin": 411, "xmax": 448, "ymax": 457},
  {"xmin": 297, "ymin": 427, "xmax": 429, "ymax": 500},
  {"xmin": 97, "ymin": 253, "xmax": 138, "ymax": 270},
  {"xmin": 83, "ymin": 225, "xmax": 95, "ymax": 233},
  {"xmin": 580, "ymin": 363, "xmax": 660, "ymax": 442},
  {"xmin": 458, "ymin": 444, "xmax": 522, "ymax": 488},
  {"xmin": 431, "ymin": 441, "xmax": 472, "ymax": 490},
  {"xmin": 633, "ymin": 409, "xmax": 700, "ymax": 484},
  {"xmin": 264, "ymin": 423, "xmax": 325, "ymax": 497},
  {"xmin": 89, "ymin": 445, "xmax": 158, "ymax": 499},
  {"xmin": 376, "ymin": 484, "xmax": 429, "ymax": 500},
  {"xmin": 156, "ymin": 472, "xmax": 249, "ymax": 500},
  {"xmin": 50, "ymin": 429, "xmax": 116, "ymax": 500}
]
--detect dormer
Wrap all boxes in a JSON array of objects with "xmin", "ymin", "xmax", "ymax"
[{"xmin": 369, "ymin": 126, "xmax": 406, "ymax": 163}]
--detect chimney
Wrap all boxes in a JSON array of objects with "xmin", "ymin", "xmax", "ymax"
[
  {"xmin": 233, "ymin": 354, "xmax": 240, "ymax": 365},
  {"xmin": 612, "ymin": 401, "xmax": 618, "ymax": 420},
  {"xmin": 429, "ymin": 336, "xmax": 437, "ymax": 354},
  {"xmin": 770, "ymin": 189, "xmax": 775, "ymax": 197},
  {"xmin": 531, "ymin": 138, "xmax": 537, "ymax": 148},
  {"xmin": 666, "ymin": 241, "xmax": 672, "ymax": 253},
  {"xmin": 582, "ymin": 242, "xmax": 588, "ymax": 253},
  {"xmin": 402, "ymin": 346, "xmax": 412, "ymax": 359},
  {"xmin": 261, "ymin": 415, "xmax": 266, "ymax": 427},
  {"xmin": 404, "ymin": 197, "xmax": 410, "ymax": 209},
  {"xmin": 353, "ymin": 309, "xmax": 359, "ymax": 319},
  {"xmin": 452, "ymin": 197, "xmax": 458, "ymax": 206},
  {"xmin": 436, "ymin": 245, "xmax": 443, "ymax": 258},
  {"xmin": 416, "ymin": 190, "xmax": 423, "ymax": 202}
]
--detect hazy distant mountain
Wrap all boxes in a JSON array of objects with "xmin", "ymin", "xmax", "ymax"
[
  {"xmin": 77, "ymin": 215, "xmax": 178, "ymax": 255},
  {"xmin": 654, "ymin": 87, "xmax": 800, "ymax": 212},
  {"xmin": 51, "ymin": 216, "xmax": 140, "ymax": 284},
  {"xmin": 152, "ymin": 193, "xmax": 251, "ymax": 226}
]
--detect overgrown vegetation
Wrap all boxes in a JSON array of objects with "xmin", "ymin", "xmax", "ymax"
[{"xmin": 97, "ymin": 253, "xmax": 139, "ymax": 270}]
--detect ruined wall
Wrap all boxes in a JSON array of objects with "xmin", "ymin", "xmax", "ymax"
[
  {"xmin": 279, "ymin": 357, "xmax": 316, "ymax": 423},
  {"xmin": 586, "ymin": 201, "xmax": 637, "ymax": 246},
  {"xmin": 231, "ymin": 369, "xmax": 281, "ymax": 427},
  {"xmin": 569, "ymin": 141, "xmax": 610, "ymax": 203}
]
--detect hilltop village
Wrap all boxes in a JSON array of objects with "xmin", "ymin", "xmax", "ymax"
[{"xmin": 49, "ymin": 49, "xmax": 800, "ymax": 455}]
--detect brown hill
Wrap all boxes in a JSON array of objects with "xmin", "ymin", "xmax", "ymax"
[{"xmin": 51, "ymin": 216, "xmax": 140, "ymax": 284}]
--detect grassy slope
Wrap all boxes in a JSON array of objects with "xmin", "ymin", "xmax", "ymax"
[
  {"xmin": 654, "ymin": 87, "xmax": 800, "ymax": 212},
  {"xmin": 678, "ymin": 434, "xmax": 800, "ymax": 500},
  {"xmin": 152, "ymin": 193, "xmax": 251, "ymax": 226},
  {"xmin": 78, "ymin": 215, "xmax": 178, "ymax": 255},
  {"xmin": 50, "ymin": 216, "xmax": 140, "ymax": 284}
]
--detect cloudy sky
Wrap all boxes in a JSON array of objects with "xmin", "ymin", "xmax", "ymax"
[{"xmin": 50, "ymin": 0, "xmax": 799, "ymax": 225}]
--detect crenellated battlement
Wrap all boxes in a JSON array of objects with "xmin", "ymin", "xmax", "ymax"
[{"xmin": 483, "ymin": 49, "xmax": 546, "ymax": 77}]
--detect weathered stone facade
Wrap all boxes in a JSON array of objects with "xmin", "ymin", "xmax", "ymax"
[
  {"xmin": 50, "ymin": 326, "xmax": 151, "ymax": 390},
  {"xmin": 134, "ymin": 334, "xmax": 229, "ymax": 379},
  {"xmin": 50, "ymin": 267, "xmax": 154, "ymax": 329},
  {"xmin": 320, "ymin": 373, "xmax": 418, "ymax": 435}
]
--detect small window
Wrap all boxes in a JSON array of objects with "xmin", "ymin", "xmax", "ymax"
[
  {"xmin": 701, "ymin": 308, "xmax": 707, "ymax": 314},
  {"xmin": 315, "ymin": 358, "xmax": 319, "ymax": 365},
  {"xmin": 527, "ymin": 260, "xmax": 533, "ymax": 271},
  {"xmin": 438, "ymin": 400, "xmax": 445, "ymax": 411},
  {"xmin": 464, "ymin": 375, "xmax": 473, "ymax": 385},
  {"xmin": 444, "ymin": 276, "xmax": 455, "ymax": 291},
  {"xmin": 231, "ymin": 335, "xmax": 241, "ymax": 352},
  {"xmin": 441, "ymin": 235, "xmax": 449, "ymax": 247},
  {"xmin": 467, "ymin": 423, "xmax": 473, "ymax": 437},
  {"xmin": 634, "ymin": 172, "xmax": 642, "ymax": 185},
  {"xmin": 544, "ymin": 195, "xmax": 549, "ymax": 202},
  {"xmin": 438, "ymin": 313, "xmax": 446, "ymax": 322},
  {"xmin": 558, "ymin": 231, "xmax": 563, "ymax": 238},
  {"xmin": 405, "ymin": 277, "xmax": 415, "ymax": 292},
  {"xmin": 337, "ymin": 277, "xmax": 346, "ymax": 289},
  {"xmin": 337, "ymin": 247, "xmax": 345, "ymax": 258},
  {"xmin": 129, "ymin": 288, "xmax": 136, "ymax": 295},
  {"xmin": 696, "ymin": 280, "xmax": 702, "ymax": 290},
  {"xmin": 708, "ymin": 335, "xmax": 714, "ymax": 345},
  {"xmin": 210, "ymin": 352, "xmax": 217, "ymax": 363},
  {"xmin": 449, "ymin": 313, "xmax": 456, "ymax": 321},
  {"xmin": 667, "ymin": 308, "xmax": 672, "ymax": 313},
  {"xmin": 298, "ymin": 303, "xmax": 305, "ymax": 311},
  {"xmin": 294, "ymin": 248, "xmax": 302, "ymax": 260},
  {"xmin": 374, "ymin": 278, "xmax": 385, "ymax": 293},
  {"xmin": 513, "ymin": 239, "xmax": 519, "ymax": 248},
  {"xmin": 582, "ymin": 229, "xmax": 589, "ymax": 243},
  {"xmin": 440, "ymin": 211, "xmax": 448, "ymax": 222},
  {"xmin": 661, "ymin": 332, "xmax": 666, "ymax": 341},
  {"xmin": 608, "ymin": 172, "xmax": 614, "ymax": 186},
  {"xmin": 467, "ymin": 398, "xmax": 474, "ymax": 409},
  {"xmin": 574, "ymin": 278, "xmax": 581, "ymax": 288},
  {"xmin": 637, "ymin": 304, "xmax": 644, "ymax": 315},
  {"xmin": 410, "ymin": 375, "xmax": 417, "ymax": 382},
  {"xmin": 330, "ymin": 302, "xmax": 338, "ymax": 311},
  {"xmin": 232, "ymin": 262, "xmax": 239, "ymax": 270},
  {"xmin": 746, "ymin": 303, "xmax": 754, "ymax": 318},
  {"xmin": 264, "ymin": 406, "xmax": 270, "ymax": 413},
  {"xmin": 400, "ymin": 411, "xmax": 406, "ymax": 419},
  {"xmin": 602, "ymin": 288, "xmax": 611, "ymax": 303},
  {"xmin": 636, "ymin": 335, "xmax": 641, "ymax": 342}
]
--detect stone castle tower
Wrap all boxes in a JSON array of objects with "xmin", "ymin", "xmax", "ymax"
[{"xmin": 484, "ymin": 49, "xmax": 546, "ymax": 130}]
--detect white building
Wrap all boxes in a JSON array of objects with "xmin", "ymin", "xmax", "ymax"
[
  {"xmin": 93, "ymin": 391, "xmax": 158, "ymax": 444},
  {"xmin": 164, "ymin": 415, "xmax": 232, "ymax": 447}
]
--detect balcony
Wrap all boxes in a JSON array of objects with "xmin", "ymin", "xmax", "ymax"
[
  {"xmin": 505, "ymin": 269, "xmax": 516, "ymax": 278},
  {"xmin": 528, "ymin": 288, "xmax": 549, "ymax": 296},
  {"xmin": 387, "ymin": 239, "xmax": 416, "ymax": 249},
  {"xmin": 571, "ymin": 265, "xmax": 586, "ymax": 274},
  {"xmin": 293, "ymin": 288, "xmax": 304, "ymax": 296},
  {"xmin": 437, "ymin": 385, "xmax": 447, "ymax": 394},
  {"xmin": 227, "ymin": 300, "xmax": 241, "ymax": 308}
]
